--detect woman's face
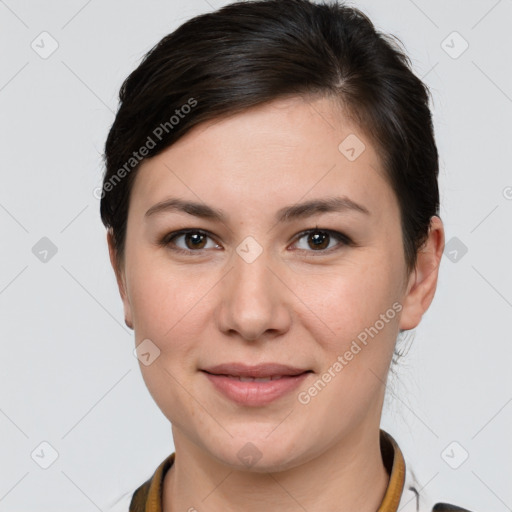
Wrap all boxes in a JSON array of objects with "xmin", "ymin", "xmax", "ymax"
[{"xmin": 112, "ymin": 95, "xmax": 434, "ymax": 470}]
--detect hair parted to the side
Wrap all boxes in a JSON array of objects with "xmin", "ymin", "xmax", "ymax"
[{"xmin": 101, "ymin": 0, "xmax": 439, "ymax": 277}]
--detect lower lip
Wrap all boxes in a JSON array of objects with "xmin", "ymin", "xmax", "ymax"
[{"xmin": 202, "ymin": 371, "xmax": 310, "ymax": 406}]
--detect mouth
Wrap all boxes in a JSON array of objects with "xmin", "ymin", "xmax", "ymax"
[
  {"xmin": 200, "ymin": 362, "xmax": 312, "ymax": 379},
  {"xmin": 200, "ymin": 363, "xmax": 313, "ymax": 406},
  {"xmin": 203, "ymin": 374, "xmax": 302, "ymax": 382}
]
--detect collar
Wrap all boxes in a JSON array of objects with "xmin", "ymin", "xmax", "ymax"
[{"xmin": 130, "ymin": 429, "xmax": 406, "ymax": 512}]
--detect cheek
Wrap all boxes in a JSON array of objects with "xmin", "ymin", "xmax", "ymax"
[
  {"xmin": 126, "ymin": 251, "xmax": 210, "ymax": 350},
  {"xmin": 127, "ymin": 258, "xmax": 214, "ymax": 426},
  {"xmin": 295, "ymin": 255, "xmax": 402, "ymax": 348},
  {"xmin": 295, "ymin": 263, "xmax": 401, "ymax": 411}
]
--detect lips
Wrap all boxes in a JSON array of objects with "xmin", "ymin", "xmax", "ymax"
[
  {"xmin": 201, "ymin": 362, "xmax": 311, "ymax": 379},
  {"xmin": 201, "ymin": 362, "xmax": 312, "ymax": 406}
]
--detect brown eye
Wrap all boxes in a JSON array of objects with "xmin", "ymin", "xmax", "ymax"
[
  {"xmin": 162, "ymin": 230, "xmax": 220, "ymax": 254},
  {"xmin": 182, "ymin": 232, "xmax": 208, "ymax": 250},
  {"xmin": 292, "ymin": 229, "xmax": 351, "ymax": 254},
  {"xmin": 306, "ymin": 231, "xmax": 330, "ymax": 250}
]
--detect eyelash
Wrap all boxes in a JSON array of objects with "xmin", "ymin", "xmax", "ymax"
[{"xmin": 159, "ymin": 227, "xmax": 353, "ymax": 257}]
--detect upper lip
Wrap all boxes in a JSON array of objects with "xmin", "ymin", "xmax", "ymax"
[{"xmin": 201, "ymin": 363, "xmax": 311, "ymax": 378}]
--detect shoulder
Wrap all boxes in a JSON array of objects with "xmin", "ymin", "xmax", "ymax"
[
  {"xmin": 129, "ymin": 453, "xmax": 176, "ymax": 512},
  {"xmin": 129, "ymin": 478, "xmax": 152, "ymax": 511},
  {"xmin": 391, "ymin": 430, "xmax": 475, "ymax": 512}
]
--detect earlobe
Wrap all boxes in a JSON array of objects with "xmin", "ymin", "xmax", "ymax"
[
  {"xmin": 106, "ymin": 230, "xmax": 134, "ymax": 330},
  {"xmin": 399, "ymin": 216, "xmax": 445, "ymax": 331}
]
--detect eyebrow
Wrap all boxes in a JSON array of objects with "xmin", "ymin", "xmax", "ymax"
[{"xmin": 145, "ymin": 196, "xmax": 370, "ymax": 223}]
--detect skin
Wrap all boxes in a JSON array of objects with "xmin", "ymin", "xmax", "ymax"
[{"xmin": 108, "ymin": 95, "xmax": 444, "ymax": 512}]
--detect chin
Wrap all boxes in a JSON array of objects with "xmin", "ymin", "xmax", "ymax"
[{"xmin": 203, "ymin": 433, "xmax": 307, "ymax": 473}]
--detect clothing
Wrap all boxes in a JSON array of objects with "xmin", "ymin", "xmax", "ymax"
[{"xmin": 127, "ymin": 430, "xmax": 473, "ymax": 512}]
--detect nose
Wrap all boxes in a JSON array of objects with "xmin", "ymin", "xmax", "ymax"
[{"xmin": 215, "ymin": 249, "xmax": 292, "ymax": 342}]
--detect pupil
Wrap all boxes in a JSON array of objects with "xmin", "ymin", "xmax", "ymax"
[
  {"xmin": 187, "ymin": 233, "xmax": 205, "ymax": 249},
  {"xmin": 310, "ymin": 231, "xmax": 328, "ymax": 250}
]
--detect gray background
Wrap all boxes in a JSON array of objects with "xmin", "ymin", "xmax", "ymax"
[{"xmin": 1, "ymin": 0, "xmax": 511, "ymax": 510}]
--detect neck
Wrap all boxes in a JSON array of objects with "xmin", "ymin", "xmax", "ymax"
[{"xmin": 163, "ymin": 423, "xmax": 389, "ymax": 512}]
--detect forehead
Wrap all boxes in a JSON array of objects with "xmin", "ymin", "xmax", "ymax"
[{"xmin": 130, "ymin": 96, "xmax": 397, "ymax": 222}]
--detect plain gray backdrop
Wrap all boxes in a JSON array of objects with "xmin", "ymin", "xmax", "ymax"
[{"xmin": 1, "ymin": 0, "xmax": 511, "ymax": 510}]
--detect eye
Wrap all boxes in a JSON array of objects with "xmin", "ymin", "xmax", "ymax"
[
  {"xmin": 160, "ymin": 229, "xmax": 221, "ymax": 255},
  {"xmin": 290, "ymin": 227, "xmax": 352, "ymax": 255},
  {"xmin": 160, "ymin": 227, "xmax": 352, "ymax": 256}
]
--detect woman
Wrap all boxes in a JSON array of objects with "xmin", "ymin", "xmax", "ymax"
[{"xmin": 100, "ymin": 1, "xmax": 473, "ymax": 510}]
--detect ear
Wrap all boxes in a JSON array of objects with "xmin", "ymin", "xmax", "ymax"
[
  {"xmin": 399, "ymin": 216, "xmax": 445, "ymax": 331},
  {"xmin": 107, "ymin": 230, "xmax": 134, "ymax": 330}
]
